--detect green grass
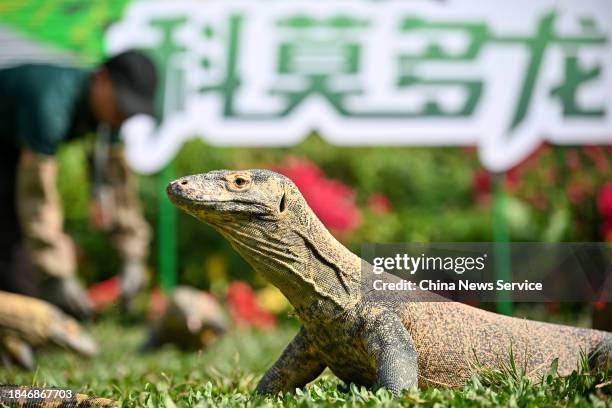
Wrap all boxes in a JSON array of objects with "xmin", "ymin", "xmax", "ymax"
[{"xmin": 0, "ymin": 318, "xmax": 609, "ymax": 407}]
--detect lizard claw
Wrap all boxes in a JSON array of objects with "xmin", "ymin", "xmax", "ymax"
[
  {"xmin": 0, "ymin": 291, "xmax": 98, "ymax": 369},
  {"xmin": 0, "ymin": 336, "xmax": 35, "ymax": 369},
  {"xmin": 48, "ymin": 314, "xmax": 99, "ymax": 357}
]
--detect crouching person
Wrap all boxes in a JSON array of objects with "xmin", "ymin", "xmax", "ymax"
[{"xmin": 0, "ymin": 51, "xmax": 158, "ymax": 319}]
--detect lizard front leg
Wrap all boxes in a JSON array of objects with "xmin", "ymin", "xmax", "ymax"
[
  {"xmin": 256, "ymin": 327, "xmax": 326, "ymax": 395},
  {"xmin": 363, "ymin": 312, "xmax": 418, "ymax": 396}
]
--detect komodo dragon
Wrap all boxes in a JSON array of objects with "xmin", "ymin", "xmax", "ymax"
[
  {"xmin": 141, "ymin": 285, "xmax": 228, "ymax": 351},
  {"xmin": 0, "ymin": 291, "xmax": 116, "ymax": 407},
  {"xmin": 167, "ymin": 169, "xmax": 612, "ymax": 396}
]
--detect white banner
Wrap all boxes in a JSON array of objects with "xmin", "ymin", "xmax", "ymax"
[{"xmin": 106, "ymin": 0, "xmax": 612, "ymax": 173}]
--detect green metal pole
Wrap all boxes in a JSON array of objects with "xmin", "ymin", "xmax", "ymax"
[
  {"xmin": 155, "ymin": 56, "xmax": 178, "ymax": 293},
  {"xmin": 158, "ymin": 163, "xmax": 177, "ymax": 291},
  {"xmin": 493, "ymin": 172, "xmax": 513, "ymax": 315}
]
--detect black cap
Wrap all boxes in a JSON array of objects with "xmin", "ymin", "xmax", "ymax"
[{"xmin": 103, "ymin": 50, "xmax": 158, "ymax": 118}]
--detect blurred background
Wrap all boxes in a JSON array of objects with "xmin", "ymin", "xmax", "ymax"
[{"xmin": 1, "ymin": 0, "xmax": 611, "ymax": 324}]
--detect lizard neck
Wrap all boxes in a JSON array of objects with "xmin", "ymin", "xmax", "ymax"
[
  {"xmin": 213, "ymin": 205, "xmax": 362, "ymax": 314},
  {"xmin": 289, "ymin": 209, "xmax": 363, "ymax": 313}
]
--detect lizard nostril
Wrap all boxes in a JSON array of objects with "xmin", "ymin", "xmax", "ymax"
[{"xmin": 180, "ymin": 180, "xmax": 189, "ymax": 186}]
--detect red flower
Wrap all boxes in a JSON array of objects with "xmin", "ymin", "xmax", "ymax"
[
  {"xmin": 505, "ymin": 168, "xmax": 520, "ymax": 193},
  {"xmin": 601, "ymin": 219, "xmax": 612, "ymax": 241},
  {"xmin": 583, "ymin": 145, "xmax": 600, "ymax": 160},
  {"xmin": 273, "ymin": 158, "xmax": 361, "ymax": 233},
  {"xmin": 566, "ymin": 182, "xmax": 589, "ymax": 205},
  {"xmin": 367, "ymin": 192, "xmax": 392, "ymax": 214},
  {"xmin": 597, "ymin": 183, "xmax": 612, "ymax": 218},
  {"xmin": 527, "ymin": 193, "xmax": 549, "ymax": 211},
  {"xmin": 545, "ymin": 302, "xmax": 560, "ymax": 315},
  {"xmin": 565, "ymin": 149, "xmax": 581, "ymax": 169},
  {"xmin": 544, "ymin": 167, "xmax": 559, "ymax": 184},
  {"xmin": 462, "ymin": 146, "xmax": 477, "ymax": 156},
  {"xmin": 595, "ymin": 156, "xmax": 610, "ymax": 174},
  {"xmin": 472, "ymin": 170, "xmax": 491, "ymax": 195},
  {"xmin": 226, "ymin": 281, "xmax": 276, "ymax": 329},
  {"xmin": 594, "ymin": 300, "xmax": 607, "ymax": 311},
  {"xmin": 86, "ymin": 277, "xmax": 120, "ymax": 311},
  {"xmin": 581, "ymin": 146, "xmax": 610, "ymax": 174},
  {"xmin": 147, "ymin": 288, "xmax": 169, "ymax": 321}
]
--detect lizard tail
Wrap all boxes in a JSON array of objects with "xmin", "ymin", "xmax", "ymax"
[
  {"xmin": 0, "ymin": 386, "xmax": 117, "ymax": 407},
  {"xmin": 63, "ymin": 393, "xmax": 117, "ymax": 407}
]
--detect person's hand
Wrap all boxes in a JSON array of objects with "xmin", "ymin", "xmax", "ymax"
[
  {"xmin": 119, "ymin": 258, "xmax": 147, "ymax": 312},
  {"xmin": 40, "ymin": 276, "xmax": 93, "ymax": 321},
  {"xmin": 0, "ymin": 293, "xmax": 97, "ymax": 369}
]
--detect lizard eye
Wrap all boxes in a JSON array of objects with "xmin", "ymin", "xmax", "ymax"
[
  {"xmin": 226, "ymin": 174, "xmax": 252, "ymax": 191},
  {"xmin": 234, "ymin": 177, "xmax": 248, "ymax": 187}
]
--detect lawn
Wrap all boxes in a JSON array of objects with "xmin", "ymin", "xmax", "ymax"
[{"xmin": 0, "ymin": 317, "xmax": 610, "ymax": 407}]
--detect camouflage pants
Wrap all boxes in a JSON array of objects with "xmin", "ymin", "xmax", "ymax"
[{"xmin": 0, "ymin": 145, "xmax": 39, "ymax": 297}]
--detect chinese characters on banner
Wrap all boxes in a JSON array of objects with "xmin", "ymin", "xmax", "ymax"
[{"xmin": 106, "ymin": 0, "xmax": 612, "ymax": 173}]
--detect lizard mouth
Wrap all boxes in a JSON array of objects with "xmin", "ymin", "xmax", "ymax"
[
  {"xmin": 166, "ymin": 182, "xmax": 215, "ymax": 208},
  {"xmin": 167, "ymin": 191, "xmax": 215, "ymax": 210},
  {"xmin": 166, "ymin": 182, "xmax": 269, "ymax": 212}
]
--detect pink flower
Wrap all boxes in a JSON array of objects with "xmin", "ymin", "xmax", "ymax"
[
  {"xmin": 597, "ymin": 183, "xmax": 612, "ymax": 218},
  {"xmin": 273, "ymin": 158, "xmax": 361, "ymax": 233},
  {"xmin": 367, "ymin": 192, "xmax": 392, "ymax": 214}
]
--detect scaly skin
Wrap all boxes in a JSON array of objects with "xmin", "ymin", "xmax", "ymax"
[{"xmin": 167, "ymin": 169, "xmax": 612, "ymax": 396}]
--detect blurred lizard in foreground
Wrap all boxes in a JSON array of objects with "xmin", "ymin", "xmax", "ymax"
[
  {"xmin": 0, "ymin": 291, "xmax": 97, "ymax": 369},
  {"xmin": 0, "ymin": 291, "xmax": 116, "ymax": 406},
  {"xmin": 141, "ymin": 283, "xmax": 275, "ymax": 351},
  {"xmin": 167, "ymin": 169, "xmax": 611, "ymax": 396},
  {"xmin": 142, "ymin": 286, "xmax": 228, "ymax": 351}
]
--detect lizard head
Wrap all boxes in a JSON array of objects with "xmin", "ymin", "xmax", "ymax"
[
  {"xmin": 167, "ymin": 169, "xmax": 308, "ymax": 269},
  {"xmin": 168, "ymin": 169, "xmax": 360, "ymax": 308},
  {"xmin": 167, "ymin": 169, "xmax": 295, "ymax": 225}
]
